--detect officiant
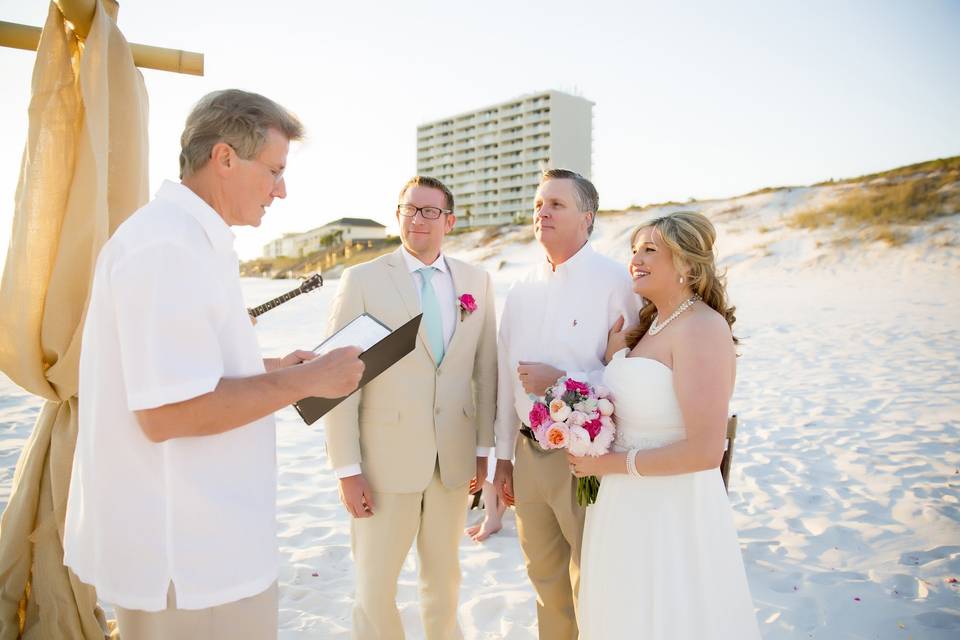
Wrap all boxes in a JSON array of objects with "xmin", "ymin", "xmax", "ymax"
[{"xmin": 63, "ymin": 89, "xmax": 364, "ymax": 639}]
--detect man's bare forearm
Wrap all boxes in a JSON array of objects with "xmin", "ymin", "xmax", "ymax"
[{"xmin": 135, "ymin": 366, "xmax": 309, "ymax": 442}]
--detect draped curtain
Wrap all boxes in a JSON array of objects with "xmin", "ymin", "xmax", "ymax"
[{"xmin": 0, "ymin": 1, "xmax": 148, "ymax": 637}]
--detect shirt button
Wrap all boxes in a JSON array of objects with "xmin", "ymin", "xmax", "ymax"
[{"xmin": 435, "ymin": 408, "xmax": 441, "ymax": 416}]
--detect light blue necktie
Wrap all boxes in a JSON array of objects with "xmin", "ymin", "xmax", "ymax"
[{"xmin": 418, "ymin": 267, "xmax": 445, "ymax": 365}]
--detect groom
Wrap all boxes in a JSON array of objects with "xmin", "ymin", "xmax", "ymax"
[
  {"xmin": 325, "ymin": 176, "xmax": 498, "ymax": 639},
  {"xmin": 493, "ymin": 170, "xmax": 640, "ymax": 638}
]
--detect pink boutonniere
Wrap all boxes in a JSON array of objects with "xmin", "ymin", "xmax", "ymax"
[{"xmin": 458, "ymin": 293, "xmax": 478, "ymax": 320}]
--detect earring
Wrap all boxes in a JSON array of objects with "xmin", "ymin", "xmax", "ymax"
[{"xmin": 679, "ymin": 276, "xmax": 684, "ymax": 284}]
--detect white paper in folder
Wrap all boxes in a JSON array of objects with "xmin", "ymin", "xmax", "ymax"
[{"xmin": 314, "ymin": 313, "xmax": 391, "ymax": 355}]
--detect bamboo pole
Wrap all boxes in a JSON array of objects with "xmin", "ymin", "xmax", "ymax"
[{"xmin": 0, "ymin": 3, "xmax": 204, "ymax": 76}]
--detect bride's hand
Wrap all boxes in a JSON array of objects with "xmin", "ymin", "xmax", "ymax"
[
  {"xmin": 567, "ymin": 452, "xmax": 612, "ymax": 478},
  {"xmin": 605, "ymin": 315, "xmax": 627, "ymax": 364}
]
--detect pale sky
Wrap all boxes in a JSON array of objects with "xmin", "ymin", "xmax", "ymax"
[{"xmin": 1, "ymin": 0, "xmax": 958, "ymax": 262}]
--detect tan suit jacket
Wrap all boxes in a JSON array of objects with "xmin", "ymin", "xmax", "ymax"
[{"xmin": 324, "ymin": 248, "xmax": 497, "ymax": 493}]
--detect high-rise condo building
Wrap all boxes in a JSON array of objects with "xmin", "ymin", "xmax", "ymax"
[{"xmin": 416, "ymin": 90, "xmax": 593, "ymax": 226}]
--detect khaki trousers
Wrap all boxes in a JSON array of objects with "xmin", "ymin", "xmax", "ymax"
[
  {"xmin": 351, "ymin": 463, "xmax": 469, "ymax": 640},
  {"xmin": 514, "ymin": 435, "xmax": 586, "ymax": 640},
  {"xmin": 114, "ymin": 581, "xmax": 278, "ymax": 640}
]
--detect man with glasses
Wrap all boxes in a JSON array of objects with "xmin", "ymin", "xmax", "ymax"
[{"xmin": 325, "ymin": 176, "xmax": 497, "ymax": 639}]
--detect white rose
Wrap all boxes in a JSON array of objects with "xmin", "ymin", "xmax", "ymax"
[
  {"xmin": 597, "ymin": 398, "xmax": 614, "ymax": 416},
  {"xmin": 549, "ymin": 398, "xmax": 572, "ymax": 423},
  {"xmin": 567, "ymin": 426, "xmax": 592, "ymax": 457}
]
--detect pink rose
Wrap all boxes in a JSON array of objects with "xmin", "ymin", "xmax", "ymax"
[
  {"xmin": 583, "ymin": 418, "xmax": 603, "ymax": 440},
  {"xmin": 458, "ymin": 293, "xmax": 478, "ymax": 313},
  {"xmin": 534, "ymin": 425, "xmax": 551, "ymax": 449},
  {"xmin": 565, "ymin": 378, "xmax": 590, "ymax": 396},
  {"xmin": 529, "ymin": 402, "xmax": 550, "ymax": 429}
]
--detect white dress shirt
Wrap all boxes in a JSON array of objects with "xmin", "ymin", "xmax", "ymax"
[
  {"xmin": 334, "ymin": 246, "xmax": 487, "ymax": 479},
  {"xmin": 64, "ymin": 181, "xmax": 278, "ymax": 611},
  {"xmin": 494, "ymin": 242, "xmax": 642, "ymax": 460}
]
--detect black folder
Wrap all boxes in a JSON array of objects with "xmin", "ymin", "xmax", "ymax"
[{"xmin": 293, "ymin": 313, "xmax": 423, "ymax": 425}]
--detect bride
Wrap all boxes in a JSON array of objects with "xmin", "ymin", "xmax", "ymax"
[{"xmin": 567, "ymin": 211, "xmax": 761, "ymax": 639}]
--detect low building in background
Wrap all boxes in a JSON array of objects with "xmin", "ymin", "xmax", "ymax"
[{"xmin": 263, "ymin": 217, "xmax": 387, "ymax": 258}]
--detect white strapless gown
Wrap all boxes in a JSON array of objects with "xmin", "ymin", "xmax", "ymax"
[{"xmin": 578, "ymin": 350, "xmax": 761, "ymax": 639}]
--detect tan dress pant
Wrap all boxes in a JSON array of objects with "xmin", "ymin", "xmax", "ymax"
[
  {"xmin": 514, "ymin": 435, "xmax": 586, "ymax": 640},
  {"xmin": 351, "ymin": 463, "xmax": 470, "ymax": 640},
  {"xmin": 114, "ymin": 581, "xmax": 278, "ymax": 640}
]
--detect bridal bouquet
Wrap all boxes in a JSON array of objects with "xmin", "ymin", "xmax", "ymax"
[{"xmin": 528, "ymin": 377, "xmax": 616, "ymax": 506}]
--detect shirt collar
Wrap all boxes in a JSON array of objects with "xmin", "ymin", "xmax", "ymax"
[
  {"xmin": 543, "ymin": 241, "xmax": 594, "ymax": 276},
  {"xmin": 155, "ymin": 180, "xmax": 236, "ymax": 254},
  {"xmin": 400, "ymin": 245, "xmax": 448, "ymax": 275}
]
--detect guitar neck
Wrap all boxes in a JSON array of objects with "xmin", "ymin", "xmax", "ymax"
[{"xmin": 249, "ymin": 288, "xmax": 304, "ymax": 318}]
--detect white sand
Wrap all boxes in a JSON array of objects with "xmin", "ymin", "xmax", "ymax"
[{"xmin": 1, "ymin": 186, "xmax": 958, "ymax": 638}]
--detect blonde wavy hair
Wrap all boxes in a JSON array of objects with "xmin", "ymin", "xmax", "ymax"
[{"xmin": 625, "ymin": 211, "xmax": 738, "ymax": 349}]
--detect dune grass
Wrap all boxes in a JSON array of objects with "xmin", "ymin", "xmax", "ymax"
[{"xmin": 790, "ymin": 157, "xmax": 960, "ymax": 231}]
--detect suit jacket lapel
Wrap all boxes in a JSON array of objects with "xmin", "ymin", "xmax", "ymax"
[
  {"xmin": 445, "ymin": 257, "xmax": 473, "ymax": 361},
  {"xmin": 386, "ymin": 248, "xmax": 438, "ymax": 366}
]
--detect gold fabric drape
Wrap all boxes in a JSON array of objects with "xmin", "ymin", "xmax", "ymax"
[{"xmin": 0, "ymin": 1, "xmax": 148, "ymax": 638}]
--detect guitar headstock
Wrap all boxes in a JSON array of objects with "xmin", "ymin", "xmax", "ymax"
[{"xmin": 299, "ymin": 273, "xmax": 323, "ymax": 293}]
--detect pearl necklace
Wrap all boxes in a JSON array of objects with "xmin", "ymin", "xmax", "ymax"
[{"xmin": 648, "ymin": 294, "xmax": 701, "ymax": 335}]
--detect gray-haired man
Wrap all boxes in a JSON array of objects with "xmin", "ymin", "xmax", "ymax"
[
  {"xmin": 64, "ymin": 89, "xmax": 364, "ymax": 639},
  {"xmin": 493, "ymin": 170, "xmax": 641, "ymax": 638}
]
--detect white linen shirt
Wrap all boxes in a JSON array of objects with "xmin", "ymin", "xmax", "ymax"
[
  {"xmin": 334, "ymin": 246, "xmax": 486, "ymax": 478},
  {"xmin": 64, "ymin": 180, "xmax": 278, "ymax": 611},
  {"xmin": 494, "ymin": 242, "xmax": 642, "ymax": 460}
]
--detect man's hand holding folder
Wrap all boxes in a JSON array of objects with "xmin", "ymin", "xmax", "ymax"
[
  {"xmin": 297, "ymin": 346, "xmax": 366, "ymax": 399},
  {"xmin": 294, "ymin": 313, "xmax": 422, "ymax": 425}
]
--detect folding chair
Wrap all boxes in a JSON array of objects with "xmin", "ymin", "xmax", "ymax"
[{"xmin": 720, "ymin": 414, "xmax": 738, "ymax": 491}]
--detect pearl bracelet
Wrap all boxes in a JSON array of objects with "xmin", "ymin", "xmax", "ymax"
[{"xmin": 626, "ymin": 448, "xmax": 642, "ymax": 477}]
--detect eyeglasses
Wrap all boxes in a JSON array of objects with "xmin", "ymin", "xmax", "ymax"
[
  {"xmin": 227, "ymin": 143, "xmax": 285, "ymax": 184},
  {"xmin": 396, "ymin": 204, "xmax": 451, "ymax": 220}
]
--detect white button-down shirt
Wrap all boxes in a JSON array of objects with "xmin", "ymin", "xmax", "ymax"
[
  {"xmin": 335, "ymin": 246, "xmax": 486, "ymax": 478},
  {"xmin": 494, "ymin": 242, "xmax": 642, "ymax": 460},
  {"xmin": 64, "ymin": 181, "xmax": 278, "ymax": 611}
]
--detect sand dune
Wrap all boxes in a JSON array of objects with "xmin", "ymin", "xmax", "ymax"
[{"xmin": 1, "ymin": 187, "xmax": 958, "ymax": 638}]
